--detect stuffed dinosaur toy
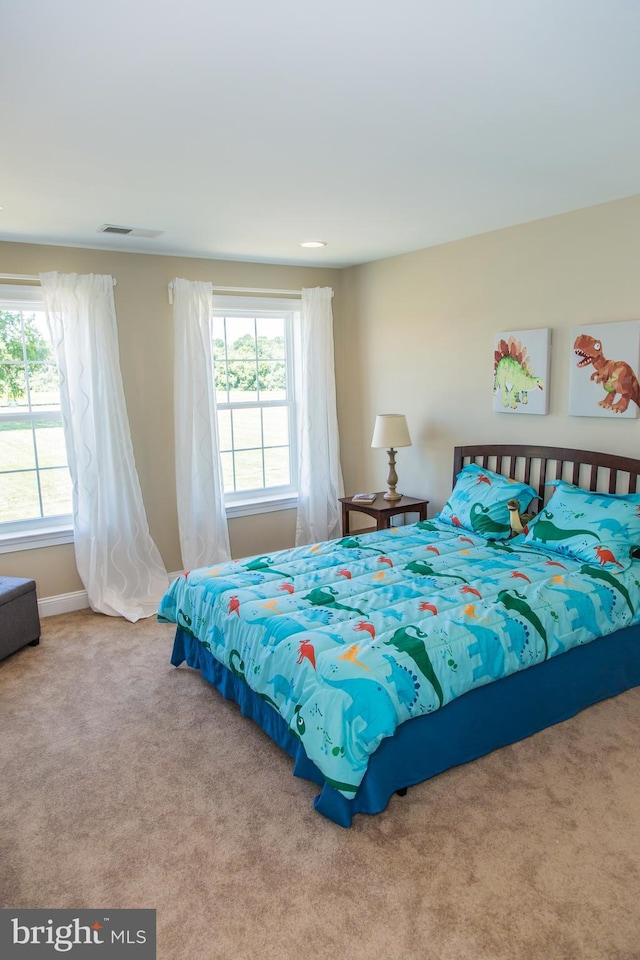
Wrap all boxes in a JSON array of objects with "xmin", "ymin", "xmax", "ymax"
[{"xmin": 507, "ymin": 498, "xmax": 535, "ymax": 536}]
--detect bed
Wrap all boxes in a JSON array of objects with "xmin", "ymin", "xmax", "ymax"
[{"xmin": 159, "ymin": 444, "xmax": 640, "ymax": 827}]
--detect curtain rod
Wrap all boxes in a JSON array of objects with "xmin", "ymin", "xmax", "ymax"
[
  {"xmin": 167, "ymin": 282, "xmax": 334, "ymax": 305},
  {"xmin": 167, "ymin": 282, "xmax": 303, "ymax": 305},
  {"xmin": 0, "ymin": 273, "xmax": 117, "ymax": 285},
  {"xmin": 213, "ymin": 286, "xmax": 302, "ymax": 296},
  {"xmin": 0, "ymin": 273, "xmax": 41, "ymax": 283}
]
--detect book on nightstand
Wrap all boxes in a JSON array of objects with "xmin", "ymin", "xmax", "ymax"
[{"xmin": 352, "ymin": 493, "xmax": 377, "ymax": 503}]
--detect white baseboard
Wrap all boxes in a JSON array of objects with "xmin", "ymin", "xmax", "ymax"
[
  {"xmin": 38, "ymin": 572, "xmax": 184, "ymax": 618},
  {"xmin": 39, "ymin": 589, "xmax": 89, "ymax": 617}
]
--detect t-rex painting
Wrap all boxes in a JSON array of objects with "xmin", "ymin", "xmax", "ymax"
[{"xmin": 573, "ymin": 333, "xmax": 640, "ymax": 414}]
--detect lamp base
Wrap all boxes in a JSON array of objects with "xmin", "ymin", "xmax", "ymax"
[{"xmin": 383, "ymin": 447, "xmax": 402, "ymax": 501}]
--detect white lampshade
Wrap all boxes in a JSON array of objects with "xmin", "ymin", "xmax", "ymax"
[{"xmin": 371, "ymin": 414, "xmax": 412, "ymax": 449}]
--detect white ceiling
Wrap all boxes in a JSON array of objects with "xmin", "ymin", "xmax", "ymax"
[{"xmin": 2, "ymin": 0, "xmax": 640, "ymax": 268}]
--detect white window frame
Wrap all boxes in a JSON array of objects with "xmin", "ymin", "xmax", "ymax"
[
  {"xmin": 212, "ymin": 296, "xmax": 299, "ymax": 518},
  {"xmin": 0, "ymin": 284, "xmax": 73, "ymax": 554}
]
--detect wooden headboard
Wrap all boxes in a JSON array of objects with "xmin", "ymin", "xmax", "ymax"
[{"xmin": 453, "ymin": 444, "xmax": 640, "ymax": 507}]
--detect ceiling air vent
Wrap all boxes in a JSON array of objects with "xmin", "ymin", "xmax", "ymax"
[
  {"xmin": 98, "ymin": 224, "xmax": 133, "ymax": 235},
  {"xmin": 97, "ymin": 224, "xmax": 164, "ymax": 238}
]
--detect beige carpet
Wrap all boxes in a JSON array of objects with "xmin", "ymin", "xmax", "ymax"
[{"xmin": 1, "ymin": 610, "xmax": 638, "ymax": 960}]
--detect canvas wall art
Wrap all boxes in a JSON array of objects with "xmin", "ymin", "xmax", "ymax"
[
  {"xmin": 493, "ymin": 328, "xmax": 550, "ymax": 415},
  {"xmin": 569, "ymin": 320, "xmax": 640, "ymax": 418}
]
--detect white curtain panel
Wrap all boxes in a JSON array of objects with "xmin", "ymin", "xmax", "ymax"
[
  {"xmin": 40, "ymin": 272, "xmax": 168, "ymax": 621},
  {"xmin": 172, "ymin": 278, "xmax": 231, "ymax": 569},
  {"xmin": 295, "ymin": 286, "xmax": 344, "ymax": 545}
]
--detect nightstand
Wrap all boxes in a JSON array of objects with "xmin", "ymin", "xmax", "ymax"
[{"xmin": 339, "ymin": 494, "xmax": 429, "ymax": 536}]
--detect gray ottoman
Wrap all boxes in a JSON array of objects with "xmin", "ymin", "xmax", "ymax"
[{"xmin": 0, "ymin": 577, "xmax": 41, "ymax": 661}]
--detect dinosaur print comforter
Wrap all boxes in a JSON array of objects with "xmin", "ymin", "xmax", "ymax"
[{"xmin": 158, "ymin": 519, "xmax": 640, "ymax": 798}]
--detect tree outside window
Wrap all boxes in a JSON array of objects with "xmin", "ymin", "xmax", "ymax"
[
  {"xmin": 0, "ymin": 305, "xmax": 72, "ymax": 528},
  {"xmin": 213, "ymin": 310, "xmax": 296, "ymax": 499}
]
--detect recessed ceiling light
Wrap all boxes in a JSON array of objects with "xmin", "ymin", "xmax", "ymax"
[{"xmin": 299, "ymin": 240, "xmax": 327, "ymax": 248}]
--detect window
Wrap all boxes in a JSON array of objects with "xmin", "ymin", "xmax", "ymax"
[
  {"xmin": 212, "ymin": 297, "xmax": 298, "ymax": 514},
  {"xmin": 0, "ymin": 285, "xmax": 73, "ymax": 552}
]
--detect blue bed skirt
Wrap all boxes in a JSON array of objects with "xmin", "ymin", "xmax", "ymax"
[{"xmin": 171, "ymin": 625, "xmax": 640, "ymax": 827}]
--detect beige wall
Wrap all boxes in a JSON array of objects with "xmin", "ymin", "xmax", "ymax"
[
  {"xmin": 4, "ymin": 193, "xmax": 640, "ymax": 601},
  {"xmin": 0, "ymin": 241, "xmax": 342, "ymax": 599},
  {"xmin": 336, "ymin": 195, "xmax": 640, "ymax": 519}
]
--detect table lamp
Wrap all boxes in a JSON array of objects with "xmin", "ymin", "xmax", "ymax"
[{"xmin": 371, "ymin": 414, "xmax": 412, "ymax": 501}]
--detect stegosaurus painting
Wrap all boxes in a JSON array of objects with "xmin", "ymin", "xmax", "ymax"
[{"xmin": 493, "ymin": 330, "xmax": 549, "ymax": 414}]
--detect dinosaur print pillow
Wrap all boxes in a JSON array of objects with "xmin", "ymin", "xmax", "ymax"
[
  {"xmin": 522, "ymin": 480, "xmax": 640, "ymax": 570},
  {"xmin": 437, "ymin": 463, "xmax": 537, "ymax": 540}
]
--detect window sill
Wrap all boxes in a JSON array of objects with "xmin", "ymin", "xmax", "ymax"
[
  {"xmin": 0, "ymin": 524, "xmax": 74, "ymax": 555},
  {"xmin": 226, "ymin": 494, "xmax": 298, "ymax": 519},
  {"xmin": 0, "ymin": 498, "xmax": 299, "ymax": 552}
]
